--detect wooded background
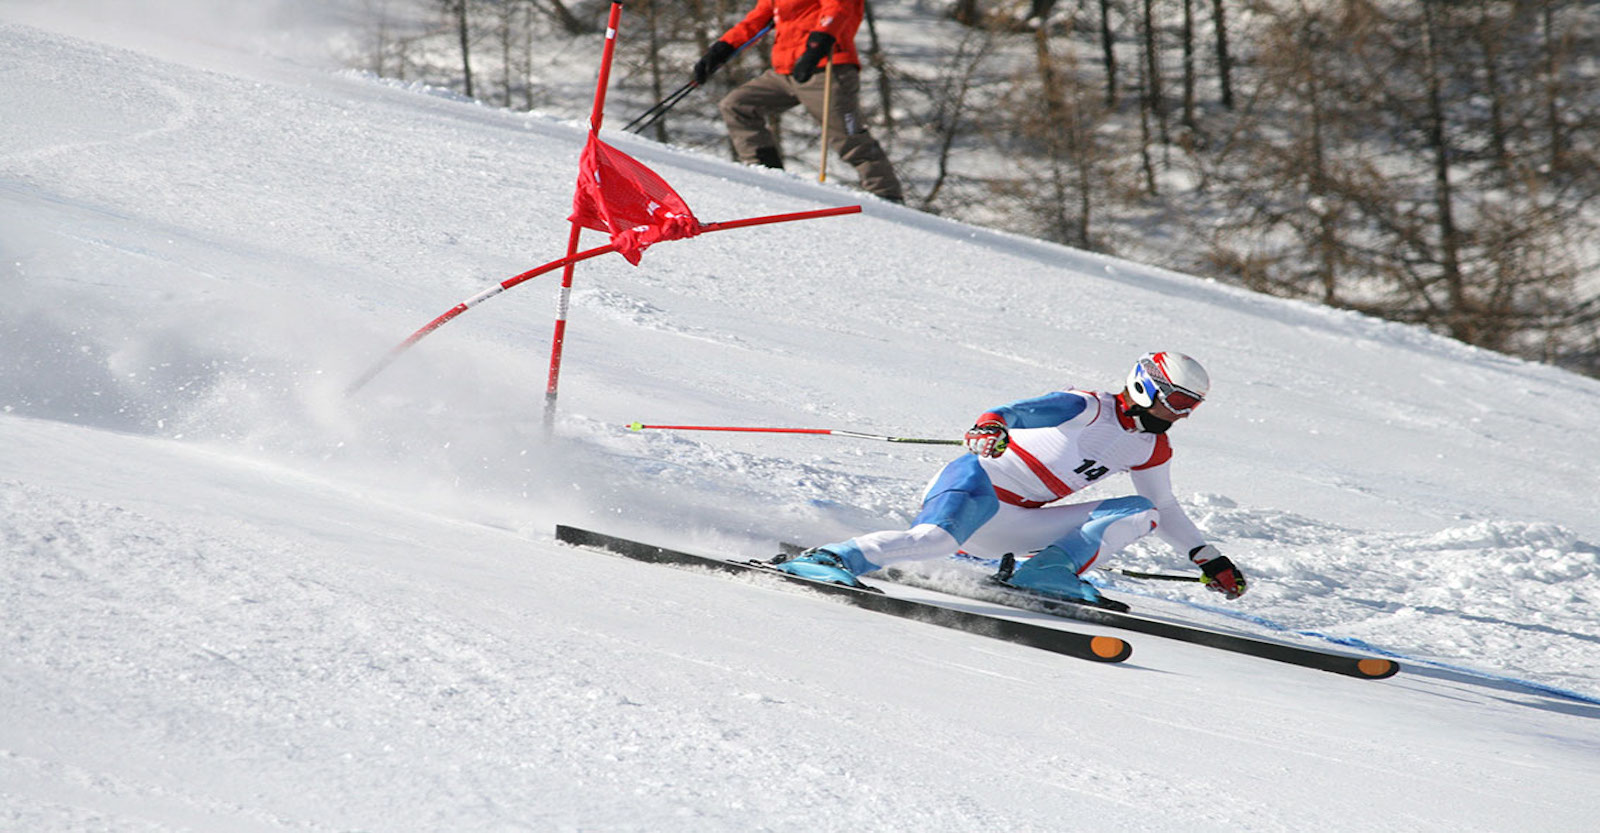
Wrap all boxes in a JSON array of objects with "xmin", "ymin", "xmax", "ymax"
[{"xmin": 348, "ymin": 0, "xmax": 1600, "ymax": 377}]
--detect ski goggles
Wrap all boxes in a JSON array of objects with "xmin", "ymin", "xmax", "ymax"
[{"xmin": 1136, "ymin": 358, "xmax": 1205, "ymax": 414}]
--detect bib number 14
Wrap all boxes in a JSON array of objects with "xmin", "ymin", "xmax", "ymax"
[{"xmin": 1075, "ymin": 459, "xmax": 1109, "ymax": 481}]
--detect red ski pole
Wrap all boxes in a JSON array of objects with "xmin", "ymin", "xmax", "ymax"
[{"xmin": 627, "ymin": 422, "xmax": 962, "ymax": 446}]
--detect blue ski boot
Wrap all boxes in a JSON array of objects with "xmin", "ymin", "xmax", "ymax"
[
  {"xmin": 996, "ymin": 549, "xmax": 1128, "ymax": 612},
  {"xmin": 769, "ymin": 547, "xmax": 868, "ymax": 588}
]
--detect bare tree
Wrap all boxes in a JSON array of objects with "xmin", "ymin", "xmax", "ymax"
[
  {"xmin": 450, "ymin": 0, "xmax": 474, "ymax": 99},
  {"xmin": 862, "ymin": 0, "xmax": 897, "ymax": 138},
  {"xmin": 1097, "ymin": 0, "xmax": 1118, "ymax": 106},
  {"xmin": 980, "ymin": 15, "xmax": 1120, "ymax": 249},
  {"xmin": 538, "ymin": 0, "xmax": 591, "ymax": 35},
  {"xmin": 1204, "ymin": 0, "xmax": 1599, "ymax": 366},
  {"xmin": 1418, "ymin": 1, "xmax": 1468, "ymax": 340},
  {"xmin": 918, "ymin": 24, "xmax": 998, "ymax": 207},
  {"xmin": 1033, "ymin": 25, "xmax": 1081, "ymax": 243},
  {"xmin": 1140, "ymin": 0, "xmax": 1169, "ymax": 149},
  {"xmin": 1179, "ymin": 0, "xmax": 1198, "ymax": 133},
  {"xmin": 494, "ymin": 0, "xmax": 535, "ymax": 108},
  {"xmin": 1210, "ymin": 0, "xmax": 1233, "ymax": 110}
]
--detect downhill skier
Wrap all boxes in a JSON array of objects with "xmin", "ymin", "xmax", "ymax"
[{"xmin": 773, "ymin": 352, "xmax": 1248, "ymax": 609}]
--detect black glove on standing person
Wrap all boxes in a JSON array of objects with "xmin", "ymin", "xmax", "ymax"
[
  {"xmin": 790, "ymin": 31, "xmax": 835, "ymax": 84},
  {"xmin": 694, "ymin": 41, "xmax": 736, "ymax": 85}
]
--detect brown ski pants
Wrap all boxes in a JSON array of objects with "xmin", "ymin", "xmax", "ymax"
[{"xmin": 718, "ymin": 65, "xmax": 904, "ymax": 202}]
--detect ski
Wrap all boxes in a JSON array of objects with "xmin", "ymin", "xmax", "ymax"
[
  {"xmin": 554, "ymin": 525, "xmax": 1132, "ymax": 664},
  {"xmin": 899, "ymin": 570, "xmax": 1400, "ymax": 680},
  {"xmin": 779, "ymin": 541, "xmax": 1398, "ymax": 679}
]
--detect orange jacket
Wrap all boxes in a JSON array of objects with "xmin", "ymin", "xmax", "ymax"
[{"xmin": 720, "ymin": 0, "xmax": 864, "ymax": 74}]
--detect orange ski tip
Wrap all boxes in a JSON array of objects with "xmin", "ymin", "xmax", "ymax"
[
  {"xmin": 1090, "ymin": 636, "xmax": 1130, "ymax": 661},
  {"xmin": 1357, "ymin": 658, "xmax": 1398, "ymax": 678}
]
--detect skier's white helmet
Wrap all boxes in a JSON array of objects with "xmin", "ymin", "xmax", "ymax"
[{"xmin": 1126, "ymin": 352, "xmax": 1209, "ymax": 414}]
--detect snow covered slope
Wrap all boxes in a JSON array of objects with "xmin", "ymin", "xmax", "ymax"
[{"xmin": 4, "ymin": 6, "xmax": 1600, "ymax": 831}]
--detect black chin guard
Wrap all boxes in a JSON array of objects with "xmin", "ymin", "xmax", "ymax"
[{"xmin": 1128, "ymin": 406, "xmax": 1173, "ymax": 434}]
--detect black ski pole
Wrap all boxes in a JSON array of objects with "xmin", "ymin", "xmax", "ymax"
[
  {"xmin": 1112, "ymin": 569, "xmax": 1207, "ymax": 583},
  {"xmin": 623, "ymin": 80, "xmax": 697, "ymax": 134},
  {"xmin": 999, "ymin": 552, "xmax": 1206, "ymax": 585},
  {"xmin": 622, "ymin": 23, "xmax": 774, "ymax": 135}
]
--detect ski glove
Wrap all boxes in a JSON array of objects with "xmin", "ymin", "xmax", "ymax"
[
  {"xmin": 693, "ymin": 40, "xmax": 736, "ymax": 85},
  {"xmin": 790, "ymin": 31, "xmax": 836, "ymax": 84},
  {"xmin": 964, "ymin": 415, "xmax": 1010, "ymax": 458},
  {"xmin": 1191, "ymin": 545, "xmax": 1248, "ymax": 599}
]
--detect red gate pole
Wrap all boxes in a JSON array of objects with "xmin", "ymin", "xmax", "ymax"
[{"xmin": 545, "ymin": 0, "xmax": 626, "ymax": 434}]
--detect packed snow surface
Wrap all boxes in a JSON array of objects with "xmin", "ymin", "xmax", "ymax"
[{"xmin": 4, "ymin": 3, "xmax": 1600, "ymax": 831}]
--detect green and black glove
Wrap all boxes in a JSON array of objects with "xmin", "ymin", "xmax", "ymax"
[{"xmin": 1192, "ymin": 545, "xmax": 1248, "ymax": 599}]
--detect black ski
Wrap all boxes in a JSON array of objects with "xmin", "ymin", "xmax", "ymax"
[
  {"xmin": 780, "ymin": 542, "xmax": 1398, "ymax": 680},
  {"xmin": 555, "ymin": 525, "xmax": 1132, "ymax": 664},
  {"xmin": 946, "ymin": 576, "xmax": 1399, "ymax": 680}
]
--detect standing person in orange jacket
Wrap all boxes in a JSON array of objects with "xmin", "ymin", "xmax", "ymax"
[{"xmin": 693, "ymin": 0, "xmax": 904, "ymax": 203}]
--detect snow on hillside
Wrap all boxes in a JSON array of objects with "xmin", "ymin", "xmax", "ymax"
[{"xmin": 4, "ymin": 3, "xmax": 1600, "ymax": 831}]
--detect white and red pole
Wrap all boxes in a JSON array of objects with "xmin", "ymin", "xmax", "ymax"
[
  {"xmin": 345, "ymin": 206, "xmax": 859, "ymax": 395},
  {"xmin": 345, "ymin": 241, "xmax": 617, "ymax": 395},
  {"xmin": 545, "ymin": 1, "xmax": 626, "ymax": 433},
  {"xmin": 626, "ymin": 422, "xmax": 962, "ymax": 446}
]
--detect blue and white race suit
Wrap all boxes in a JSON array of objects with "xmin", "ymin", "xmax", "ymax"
[{"xmin": 822, "ymin": 390, "xmax": 1209, "ymax": 584}]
